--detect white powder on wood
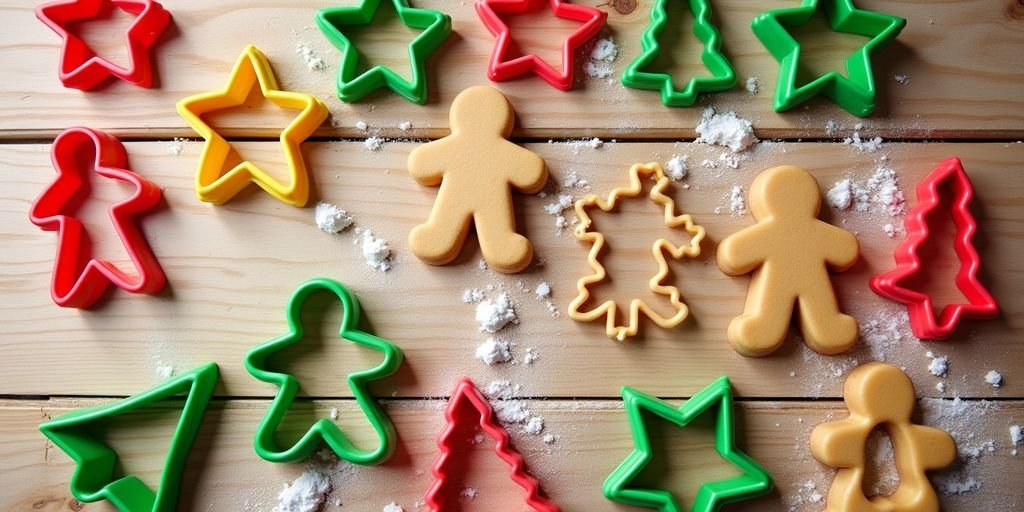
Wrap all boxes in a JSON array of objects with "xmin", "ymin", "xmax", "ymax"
[
  {"xmin": 460, "ymin": 487, "xmax": 478, "ymax": 500},
  {"xmin": 155, "ymin": 362, "xmax": 174, "ymax": 379},
  {"xmin": 695, "ymin": 107, "xmax": 758, "ymax": 152},
  {"xmin": 524, "ymin": 347, "xmax": 539, "ymax": 364},
  {"xmin": 827, "ymin": 168, "xmax": 904, "ymax": 216},
  {"xmin": 894, "ymin": 74, "xmax": 910, "ymax": 85},
  {"xmin": 357, "ymin": 230, "xmax": 392, "ymax": 272},
  {"xmin": 729, "ymin": 186, "xmax": 746, "ymax": 216},
  {"xmin": 563, "ymin": 172, "xmax": 589, "ymax": 189},
  {"xmin": 355, "ymin": 120, "xmax": 368, "ymax": 131},
  {"xmin": 398, "ymin": 121, "xmax": 412, "ymax": 131},
  {"xmin": 543, "ymin": 433, "xmax": 557, "ymax": 444},
  {"xmin": 165, "ymin": 138, "xmax": 188, "ymax": 156},
  {"xmin": 383, "ymin": 503, "xmax": 404, "ymax": 512},
  {"xmin": 666, "ymin": 155, "xmax": 689, "ymax": 181},
  {"xmin": 476, "ymin": 294, "xmax": 517, "ymax": 332},
  {"xmin": 745, "ymin": 76, "xmax": 758, "ymax": 94},
  {"xmin": 475, "ymin": 338, "xmax": 512, "ymax": 365},
  {"xmin": 462, "ymin": 288, "xmax": 485, "ymax": 303},
  {"xmin": 535, "ymin": 282, "xmax": 551, "ymax": 299},
  {"xmin": 1010, "ymin": 425, "xmax": 1022, "ymax": 455},
  {"xmin": 843, "ymin": 131, "xmax": 883, "ymax": 152},
  {"xmin": 928, "ymin": 353, "xmax": 949, "ymax": 377},
  {"xmin": 364, "ymin": 136, "xmax": 384, "ymax": 152},
  {"xmin": 585, "ymin": 37, "xmax": 618, "ymax": 78},
  {"xmin": 314, "ymin": 202, "xmax": 354, "ymax": 233},
  {"xmin": 296, "ymin": 43, "xmax": 326, "ymax": 71},
  {"xmin": 274, "ymin": 470, "xmax": 331, "ymax": 512},
  {"xmin": 543, "ymin": 194, "xmax": 573, "ymax": 216},
  {"xmin": 329, "ymin": 408, "xmax": 339, "ymax": 420},
  {"xmin": 984, "ymin": 370, "xmax": 1002, "ymax": 388},
  {"xmin": 523, "ymin": 416, "xmax": 544, "ymax": 435}
]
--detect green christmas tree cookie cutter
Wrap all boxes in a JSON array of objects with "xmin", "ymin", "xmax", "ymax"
[
  {"xmin": 751, "ymin": 0, "xmax": 906, "ymax": 117},
  {"xmin": 38, "ymin": 363, "xmax": 219, "ymax": 512},
  {"xmin": 244, "ymin": 277, "xmax": 404, "ymax": 464},
  {"xmin": 621, "ymin": 0, "xmax": 735, "ymax": 107},
  {"xmin": 316, "ymin": 0, "xmax": 452, "ymax": 105},
  {"xmin": 603, "ymin": 376, "xmax": 773, "ymax": 512}
]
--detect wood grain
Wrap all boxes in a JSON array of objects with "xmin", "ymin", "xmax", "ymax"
[
  {"xmin": 1, "ymin": 141, "xmax": 1020, "ymax": 399},
  {"xmin": 1, "ymin": 0, "xmax": 1022, "ymax": 140},
  {"xmin": 2, "ymin": 398, "xmax": 1020, "ymax": 511}
]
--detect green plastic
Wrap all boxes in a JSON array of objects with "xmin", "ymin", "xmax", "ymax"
[
  {"xmin": 316, "ymin": 0, "xmax": 452, "ymax": 105},
  {"xmin": 244, "ymin": 277, "xmax": 404, "ymax": 464},
  {"xmin": 38, "ymin": 363, "xmax": 219, "ymax": 512},
  {"xmin": 603, "ymin": 376, "xmax": 773, "ymax": 512},
  {"xmin": 751, "ymin": 0, "xmax": 906, "ymax": 117},
  {"xmin": 621, "ymin": 0, "xmax": 736, "ymax": 107}
]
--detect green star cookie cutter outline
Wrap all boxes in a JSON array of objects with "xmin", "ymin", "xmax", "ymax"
[
  {"xmin": 751, "ymin": 0, "xmax": 906, "ymax": 117},
  {"xmin": 316, "ymin": 0, "xmax": 452, "ymax": 105},
  {"xmin": 603, "ymin": 376, "xmax": 773, "ymax": 512},
  {"xmin": 38, "ymin": 363, "xmax": 219, "ymax": 512},
  {"xmin": 621, "ymin": 0, "xmax": 736, "ymax": 107},
  {"xmin": 244, "ymin": 277, "xmax": 404, "ymax": 464}
]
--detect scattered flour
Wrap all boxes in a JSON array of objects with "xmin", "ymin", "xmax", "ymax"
[
  {"xmin": 827, "ymin": 168, "xmax": 905, "ymax": 216},
  {"xmin": 296, "ymin": 42, "xmax": 326, "ymax": 71},
  {"xmin": 274, "ymin": 470, "xmax": 331, "ymax": 512},
  {"xmin": 155, "ymin": 362, "xmax": 174, "ymax": 379},
  {"xmin": 524, "ymin": 347, "xmax": 539, "ymax": 364},
  {"xmin": 729, "ymin": 186, "xmax": 746, "ymax": 216},
  {"xmin": 357, "ymin": 229, "xmax": 393, "ymax": 272},
  {"xmin": 356, "ymin": 120, "xmax": 368, "ymax": 131},
  {"xmin": 563, "ymin": 172, "xmax": 589, "ymax": 189},
  {"xmin": 398, "ymin": 121, "xmax": 412, "ymax": 131},
  {"xmin": 475, "ymin": 294, "xmax": 517, "ymax": 332},
  {"xmin": 894, "ymin": 74, "xmax": 910, "ymax": 85},
  {"xmin": 843, "ymin": 131, "xmax": 884, "ymax": 152},
  {"xmin": 584, "ymin": 37, "xmax": 618, "ymax": 79},
  {"xmin": 460, "ymin": 488, "xmax": 478, "ymax": 501},
  {"xmin": 927, "ymin": 352, "xmax": 950, "ymax": 377},
  {"xmin": 462, "ymin": 288, "xmax": 485, "ymax": 303},
  {"xmin": 695, "ymin": 107, "xmax": 758, "ymax": 152},
  {"xmin": 984, "ymin": 370, "xmax": 1002, "ymax": 388},
  {"xmin": 745, "ymin": 76, "xmax": 759, "ymax": 94},
  {"xmin": 314, "ymin": 202, "xmax": 354, "ymax": 233},
  {"xmin": 825, "ymin": 120, "xmax": 841, "ymax": 136},
  {"xmin": 535, "ymin": 282, "xmax": 551, "ymax": 299},
  {"xmin": 364, "ymin": 136, "xmax": 385, "ymax": 152},
  {"xmin": 543, "ymin": 194, "xmax": 574, "ymax": 216},
  {"xmin": 165, "ymin": 137, "xmax": 188, "ymax": 156},
  {"xmin": 920, "ymin": 397, "xmax": 997, "ymax": 497},
  {"xmin": 475, "ymin": 338, "xmax": 512, "ymax": 365},
  {"xmin": 1011, "ymin": 425, "xmax": 1022, "ymax": 455},
  {"xmin": 383, "ymin": 503, "xmax": 404, "ymax": 512},
  {"xmin": 565, "ymin": 138, "xmax": 604, "ymax": 154},
  {"xmin": 330, "ymin": 408, "xmax": 339, "ymax": 420},
  {"xmin": 523, "ymin": 416, "xmax": 545, "ymax": 435},
  {"xmin": 666, "ymin": 155, "xmax": 689, "ymax": 181},
  {"xmin": 543, "ymin": 433, "xmax": 557, "ymax": 444}
]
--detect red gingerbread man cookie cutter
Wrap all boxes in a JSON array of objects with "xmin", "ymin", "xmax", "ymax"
[
  {"xmin": 35, "ymin": 0, "xmax": 172, "ymax": 90},
  {"xmin": 30, "ymin": 127, "xmax": 166, "ymax": 308},
  {"xmin": 870, "ymin": 157, "xmax": 998, "ymax": 340},
  {"xmin": 475, "ymin": 0, "xmax": 607, "ymax": 91}
]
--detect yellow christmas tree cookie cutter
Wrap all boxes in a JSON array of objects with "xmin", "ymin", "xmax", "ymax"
[
  {"xmin": 177, "ymin": 45, "xmax": 329, "ymax": 207},
  {"xmin": 568, "ymin": 162, "xmax": 706, "ymax": 341}
]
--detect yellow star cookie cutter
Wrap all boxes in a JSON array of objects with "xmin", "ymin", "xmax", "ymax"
[
  {"xmin": 568, "ymin": 162, "xmax": 706, "ymax": 341},
  {"xmin": 177, "ymin": 45, "xmax": 329, "ymax": 207}
]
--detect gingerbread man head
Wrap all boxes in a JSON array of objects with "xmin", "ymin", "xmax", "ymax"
[
  {"xmin": 449, "ymin": 85, "xmax": 514, "ymax": 139},
  {"xmin": 748, "ymin": 164, "xmax": 822, "ymax": 221}
]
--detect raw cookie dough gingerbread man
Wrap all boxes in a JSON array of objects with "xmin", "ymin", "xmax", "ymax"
[
  {"xmin": 408, "ymin": 86, "xmax": 547, "ymax": 273},
  {"xmin": 811, "ymin": 363, "xmax": 955, "ymax": 512},
  {"xmin": 717, "ymin": 165, "xmax": 859, "ymax": 356}
]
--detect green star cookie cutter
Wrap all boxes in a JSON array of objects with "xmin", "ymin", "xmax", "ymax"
[
  {"xmin": 622, "ymin": 0, "xmax": 736, "ymax": 107},
  {"xmin": 38, "ymin": 363, "xmax": 219, "ymax": 512},
  {"xmin": 316, "ymin": 0, "xmax": 452, "ymax": 105},
  {"xmin": 603, "ymin": 376, "xmax": 773, "ymax": 512},
  {"xmin": 751, "ymin": 0, "xmax": 906, "ymax": 117},
  {"xmin": 244, "ymin": 277, "xmax": 404, "ymax": 464}
]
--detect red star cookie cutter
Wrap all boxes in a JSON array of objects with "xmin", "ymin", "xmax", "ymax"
[
  {"xmin": 869, "ymin": 157, "xmax": 998, "ymax": 340},
  {"xmin": 475, "ymin": 0, "xmax": 607, "ymax": 91},
  {"xmin": 425, "ymin": 378, "xmax": 560, "ymax": 511},
  {"xmin": 29, "ymin": 127, "xmax": 166, "ymax": 309},
  {"xmin": 35, "ymin": 0, "xmax": 172, "ymax": 90}
]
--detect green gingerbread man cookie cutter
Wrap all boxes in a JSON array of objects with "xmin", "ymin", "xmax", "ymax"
[
  {"xmin": 244, "ymin": 277, "xmax": 404, "ymax": 464},
  {"xmin": 621, "ymin": 0, "xmax": 735, "ymax": 107},
  {"xmin": 316, "ymin": 0, "xmax": 452, "ymax": 105},
  {"xmin": 39, "ymin": 363, "xmax": 219, "ymax": 512},
  {"xmin": 751, "ymin": 0, "xmax": 906, "ymax": 117},
  {"xmin": 603, "ymin": 376, "xmax": 773, "ymax": 512}
]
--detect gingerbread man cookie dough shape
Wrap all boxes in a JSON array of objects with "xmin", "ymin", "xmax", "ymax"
[
  {"xmin": 811, "ymin": 363, "xmax": 955, "ymax": 512},
  {"xmin": 408, "ymin": 86, "xmax": 547, "ymax": 273},
  {"xmin": 717, "ymin": 165, "xmax": 859, "ymax": 357}
]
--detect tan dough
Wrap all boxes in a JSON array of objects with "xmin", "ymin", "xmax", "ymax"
[
  {"xmin": 408, "ymin": 86, "xmax": 547, "ymax": 273},
  {"xmin": 810, "ymin": 363, "xmax": 955, "ymax": 512},
  {"xmin": 716, "ymin": 165, "xmax": 860, "ymax": 357}
]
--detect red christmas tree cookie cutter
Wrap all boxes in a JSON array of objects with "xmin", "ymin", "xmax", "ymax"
[
  {"xmin": 869, "ymin": 157, "xmax": 998, "ymax": 340},
  {"xmin": 29, "ymin": 127, "xmax": 166, "ymax": 308},
  {"xmin": 425, "ymin": 377, "xmax": 559, "ymax": 511},
  {"xmin": 35, "ymin": 0, "xmax": 172, "ymax": 90},
  {"xmin": 475, "ymin": 0, "xmax": 607, "ymax": 91}
]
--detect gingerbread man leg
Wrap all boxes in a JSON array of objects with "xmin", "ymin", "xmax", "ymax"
[
  {"xmin": 409, "ymin": 193, "xmax": 474, "ymax": 266},
  {"xmin": 474, "ymin": 199, "xmax": 533, "ymax": 273},
  {"xmin": 796, "ymin": 283, "xmax": 858, "ymax": 355},
  {"xmin": 728, "ymin": 275, "xmax": 795, "ymax": 357}
]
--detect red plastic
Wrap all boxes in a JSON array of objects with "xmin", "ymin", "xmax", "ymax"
[
  {"xmin": 475, "ymin": 0, "xmax": 606, "ymax": 91},
  {"xmin": 35, "ymin": 0, "xmax": 171, "ymax": 90},
  {"xmin": 30, "ymin": 127, "xmax": 166, "ymax": 309},
  {"xmin": 425, "ymin": 377, "xmax": 560, "ymax": 512},
  {"xmin": 869, "ymin": 157, "xmax": 998, "ymax": 340}
]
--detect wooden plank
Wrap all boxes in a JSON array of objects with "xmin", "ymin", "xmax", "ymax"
[
  {"xmin": 1, "ymin": 141, "xmax": 1021, "ymax": 399},
  {"xmin": 2, "ymin": 398, "xmax": 1021, "ymax": 511},
  {"xmin": 1, "ymin": 0, "xmax": 1021, "ymax": 140}
]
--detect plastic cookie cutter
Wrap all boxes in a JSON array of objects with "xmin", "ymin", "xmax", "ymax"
[
  {"xmin": 621, "ymin": 0, "xmax": 735, "ymax": 107},
  {"xmin": 476, "ymin": 0, "xmax": 607, "ymax": 91},
  {"xmin": 36, "ymin": 0, "xmax": 172, "ymax": 90},
  {"xmin": 29, "ymin": 127, "xmax": 166, "ymax": 309},
  {"xmin": 810, "ymin": 362, "xmax": 955, "ymax": 512},
  {"xmin": 568, "ymin": 162, "xmax": 706, "ymax": 341},
  {"xmin": 38, "ymin": 363, "xmax": 219, "ymax": 512},
  {"xmin": 176, "ymin": 45, "xmax": 328, "ymax": 208},
  {"xmin": 717, "ymin": 165, "xmax": 860, "ymax": 357},
  {"xmin": 409, "ymin": 86, "xmax": 547, "ymax": 273},
  {"xmin": 316, "ymin": 0, "xmax": 452, "ymax": 105},
  {"xmin": 424, "ymin": 377, "xmax": 560, "ymax": 512},
  {"xmin": 244, "ymin": 277, "xmax": 404, "ymax": 464},
  {"xmin": 750, "ymin": 0, "xmax": 906, "ymax": 117},
  {"xmin": 869, "ymin": 157, "xmax": 998, "ymax": 340},
  {"xmin": 603, "ymin": 376, "xmax": 773, "ymax": 512}
]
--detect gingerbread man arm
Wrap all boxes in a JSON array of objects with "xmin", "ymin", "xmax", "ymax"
[
  {"xmin": 716, "ymin": 224, "xmax": 769, "ymax": 275},
  {"xmin": 408, "ymin": 140, "xmax": 449, "ymax": 186},
  {"xmin": 505, "ymin": 145, "xmax": 548, "ymax": 194},
  {"xmin": 821, "ymin": 224, "xmax": 860, "ymax": 270},
  {"xmin": 809, "ymin": 419, "xmax": 867, "ymax": 468}
]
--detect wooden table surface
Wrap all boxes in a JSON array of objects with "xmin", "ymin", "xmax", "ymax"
[{"xmin": 1, "ymin": 0, "xmax": 1021, "ymax": 511}]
